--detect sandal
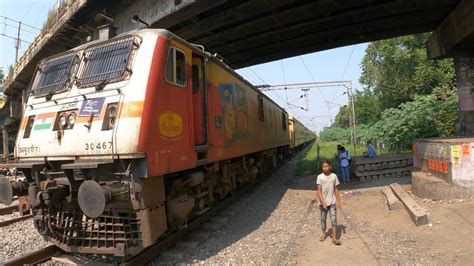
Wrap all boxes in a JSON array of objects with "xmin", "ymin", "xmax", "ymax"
[
  {"xmin": 319, "ymin": 235, "xmax": 326, "ymax": 242},
  {"xmin": 332, "ymin": 239, "xmax": 342, "ymax": 245}
]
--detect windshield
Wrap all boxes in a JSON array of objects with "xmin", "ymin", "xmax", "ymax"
[
  {"xmin": 30, "ymin": 51, "xmax": 76, "ymax": 96},
  {"xmin": 77, "ymin": 36, "xmax": 135, "ymax": 86}
]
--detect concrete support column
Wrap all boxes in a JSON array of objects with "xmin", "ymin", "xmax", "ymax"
[
  {"xmin": 453, "ymin": 54, "xmax": 474, "ymax": 135},
  {"xmin": 2, "ymin": 126, "xmax": 8, "ymax": 162}
]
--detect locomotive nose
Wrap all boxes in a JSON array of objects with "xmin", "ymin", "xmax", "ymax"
[{"xmin": 0, "ymin": 176, "xmax": 13, "ymax": 205}]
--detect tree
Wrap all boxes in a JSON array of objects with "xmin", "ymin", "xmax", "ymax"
[
  {"xmin": 354, "ymin": 88, "xmax": 381, "ymax": 125},
  {"xmin": 331, "ymin": 105, "xmax": 350, "ymax": 128},
  {"xmin": 360, "ymin": 33, "xmax": 455, "ymax": 108},
  {"xmin": 373, "ymin": 95, "xmax": 447, "ymax": 148},
  {"xmin": 320, "ymin": 127, "xmax": 351, "ymax": 143}
]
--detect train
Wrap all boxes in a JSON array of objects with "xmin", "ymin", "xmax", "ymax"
[{"xmin": 0, "ymin": 27, "xmax": 315, "ymax": 256}]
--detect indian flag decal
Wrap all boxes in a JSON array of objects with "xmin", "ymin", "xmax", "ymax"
[{"xmin": 34, "ymin": 112, "xmax": 56, "ymax": 130}]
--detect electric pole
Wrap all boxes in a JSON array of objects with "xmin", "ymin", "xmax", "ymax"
[
  {"xmin": 257, "ymin": 80, "xmax": 357, "ymax": 154},
  {"xmin": 15, "ymin": 21, "xmax": 21, "ymax": 63}
]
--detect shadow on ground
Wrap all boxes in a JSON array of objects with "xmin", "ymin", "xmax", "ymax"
[{"xmin": 157, "ymin": 145, "xmax": 314, "ymax": 265}]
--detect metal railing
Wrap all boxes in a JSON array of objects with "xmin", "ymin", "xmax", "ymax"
[
  {"xmin": 77, "ymin": 36, "xmax": 135, "ymax": 87},
  {"xmin": 30, "ymin": 52, "xmax": 76, "ymax": 96}
]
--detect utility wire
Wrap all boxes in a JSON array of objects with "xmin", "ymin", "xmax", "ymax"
[
  {"xmin": 0, "ymin": 32, "xmax": 32, "ymax": 45},
  {"xmin": 280, "ymin": 59, "xmax": 289, "ymax": 106},
  {"xmin": 34, "ymin": 1, "xmax": 49, "ymax": 25},
  {"xmin": 0, "ymin": 21, "xmax": 38, "ymax": 36},
  {"xmin": 340, "ymin": 0, "xmax": 373, "ymax": 81},
  {"xmin": 0, "ymin": 15, "xmax": 41, "ymax": 31}
]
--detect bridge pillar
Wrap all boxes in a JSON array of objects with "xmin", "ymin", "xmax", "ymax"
[
  {"xmin": 426, "ymin": 0, "xmax": 474, "ymax": 135},
  {"xmin": 453, "ymin": 54, "xmax": 474, "ymax": 135},
  {"xmin": 2, "ymin": 125, "xmax": 8, "ymax": 162}
]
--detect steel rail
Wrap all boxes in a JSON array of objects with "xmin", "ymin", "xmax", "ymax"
[
  {"xmin": 3, "ymin": 245, "xmax": 62, "ymax": 266},
  {"xmin": 0, "ymin": 213, "xmax": 34, "ymax": 227},
  {"xmin": 0, "ymin": 205, "xmax": 19, "ymax": 215}
]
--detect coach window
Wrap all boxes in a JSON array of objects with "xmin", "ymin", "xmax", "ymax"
[
  {"xmin": 165, "ymin": 47, "xmax": 187, "ymax": 86},
  {"xmin": 258, "ymin": 95, "xmax": 264, "ymax": 121}
]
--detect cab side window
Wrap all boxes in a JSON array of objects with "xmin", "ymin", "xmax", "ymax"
[{"xmin": 165, "ymin": 47, "xmax": 186, "ymax": 86}]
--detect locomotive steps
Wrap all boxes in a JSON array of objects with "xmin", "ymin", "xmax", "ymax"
[{"xmin": 382, "ymin": 183, "xmax": 429, "ymax": 226}]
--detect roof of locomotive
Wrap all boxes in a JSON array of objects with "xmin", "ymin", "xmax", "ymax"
[{"xmin": 35, "ymin": 28, "xmax": 290, "ymax": 117}]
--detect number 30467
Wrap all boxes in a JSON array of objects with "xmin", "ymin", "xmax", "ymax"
[{"xmin": 85, "ymin": 142, "xmax": 112, "ymax": 150}]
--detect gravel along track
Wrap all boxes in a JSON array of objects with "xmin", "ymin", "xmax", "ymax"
[
  {"xmin": 0, "ymin": 219, "xmax": 49, "ymax": 262},
  {"xmin": 152, "ymin": 152, "xmax": 317, "ymax": 265}
]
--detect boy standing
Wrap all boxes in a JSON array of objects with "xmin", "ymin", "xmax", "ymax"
[{"xmin": 317, "ymin": 160, "xmax": 343, "ymax": 245}]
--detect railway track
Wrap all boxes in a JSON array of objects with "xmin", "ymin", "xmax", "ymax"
[
  {"xmin": 4, "ymin": 176, "xmax": 266, "ymax": 266},
  {"xmin": 0, "ymin": 205, "xmax": 33, "ymax": 227},
  {"xmin": 3, "ymin": 181, "xmax": 265, "ymax": 265},
  {"xmin": 3, "ymin": 145, "xmax": 311, "ymax": 265},
  {"xmin": 4, "ymin": 156, "xmax": 292, "ymax": 266},
  {"xmin": 3, "ymin": 246, "xmax": 62, "ymax": 266}
]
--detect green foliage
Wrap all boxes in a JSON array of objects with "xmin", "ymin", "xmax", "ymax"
[
  {"xmin": 331, "ymin": 105, "xmax": 350, "ymax": 128},
  {"xmin": 354, "ymin": 88, "xmax": 381, "ymax": 125},
  {"xmin": 374, "ymin": 95, "xmax": 439, "ymax": 146},
  {"xmin": 326, "ymin": 33, "xmax": 458, "ymax": 149},
  {"xmin": 360, "ymin": 33, "xmax": 455, "ymax": 108},
  {"xmin": 355, "ymin": 124, "xmax": 378, "ymax": 142},
  {"xmin": 294, "ymin": 142, "xmax": 319, "ymax": 176},
  {"xmin": 41, "ymin": 9, "xmax": 58, "ymax": 38},
  {"xmin": 295, "ymin": 141, "xmax": 368, "ymax": 176},
  {"xmin": 319, "ymin": 127, "xmax": 350, "ymax": 142},
  {"xmin": 432, "ymin": 86, "xmax": 458, "ymax": 136}
]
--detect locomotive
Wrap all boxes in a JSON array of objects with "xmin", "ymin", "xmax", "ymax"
[{"xmin": 0, "ymin": 28, "xmax": 315, "ymax": 256}]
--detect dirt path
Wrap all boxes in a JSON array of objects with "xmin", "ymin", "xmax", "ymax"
[{"xmin": 290, "ymin": 176, "xmax": 474, "ymax": 265}]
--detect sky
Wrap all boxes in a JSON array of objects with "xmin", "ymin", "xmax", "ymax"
[{"xmin": 0, "ymin": 0, "xmax": 369, "ymax": 134}]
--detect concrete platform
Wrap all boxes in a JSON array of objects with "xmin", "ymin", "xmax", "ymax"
[{"xmin": 412, "ymin": 171, "xmax": 474, "ymax": 200}]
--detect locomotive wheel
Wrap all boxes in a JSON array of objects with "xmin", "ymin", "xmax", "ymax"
[{"xmin": 0, "ymin": 176, "xmax": 13, "ymax": 205}]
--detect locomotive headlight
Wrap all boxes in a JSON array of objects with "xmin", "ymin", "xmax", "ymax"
[
  {"xmin": 108, "ymin": 105, "xmax": 117, "ymax": 118},
  {"xmin": 108, "ymin": 105, "xmax": 117, "ymax": 129},
  {"xmin": 67, "ymin": 113, "xmax": 76, "ymax": 126},
  {"xmin": 59, "ymin": 114, "xmax": 68, "ymax": 127},
  {"xmin": 102, "ymin": 103, "xmax": 118, "ymax": 131}
]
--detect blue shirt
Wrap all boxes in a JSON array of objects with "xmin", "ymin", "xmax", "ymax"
[
  {"xmin": 339, "ymin": 151, "xmax": 351, "ymax": 167},
  {"xmin": 368, "ymin": 144, "xmax": 377, "ymax": 158}
]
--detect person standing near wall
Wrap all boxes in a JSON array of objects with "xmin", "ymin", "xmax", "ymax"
[
  {"xmin": 335, "ymin": 144, "xmax": 342, "ymax": 177},
  {"xmin": 339, "ymin": 146, "xmax": 351, "ymax": 184}
]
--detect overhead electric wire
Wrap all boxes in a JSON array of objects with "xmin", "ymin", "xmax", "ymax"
[
  {"xmin": 0, "ymin": 15, "xmax": 41, "ymax": 31},
  {"xmin": 0, "ymin": 32, "xmax": 32, "ymax": 45},
  {"xmin": 34, "ymin": 1, "xmax": 49, "ymax": 25},
  {"xmin": 280, "ymin": 59, "xmax": 289, "ymax": 106},
  {"xmin": 340, "ymin": 0, "xmax": 373, "ymax": 81},
  {"xmin": 0, "ymin": 21, "xmax": 38, "ymax": 37}
]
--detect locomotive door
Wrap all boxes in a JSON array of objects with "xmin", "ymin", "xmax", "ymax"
[{"xmin": 191, "ymin": 55, "xmax": 208, "ymax": 148}]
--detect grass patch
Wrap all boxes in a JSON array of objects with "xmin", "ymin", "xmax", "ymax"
[{"xmin": 294, "ymin": 141, "xmax": 366, "ymax": 176}]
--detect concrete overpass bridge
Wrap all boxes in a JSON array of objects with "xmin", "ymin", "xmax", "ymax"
[{"xmin": 1, "ymin": 0, "xmax": 473, "ymax": 157}]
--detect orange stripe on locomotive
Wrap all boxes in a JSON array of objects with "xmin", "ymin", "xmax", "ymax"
[{"xmin": 137, "ymin": 35, "xmax": 291, "ymax": 177}]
